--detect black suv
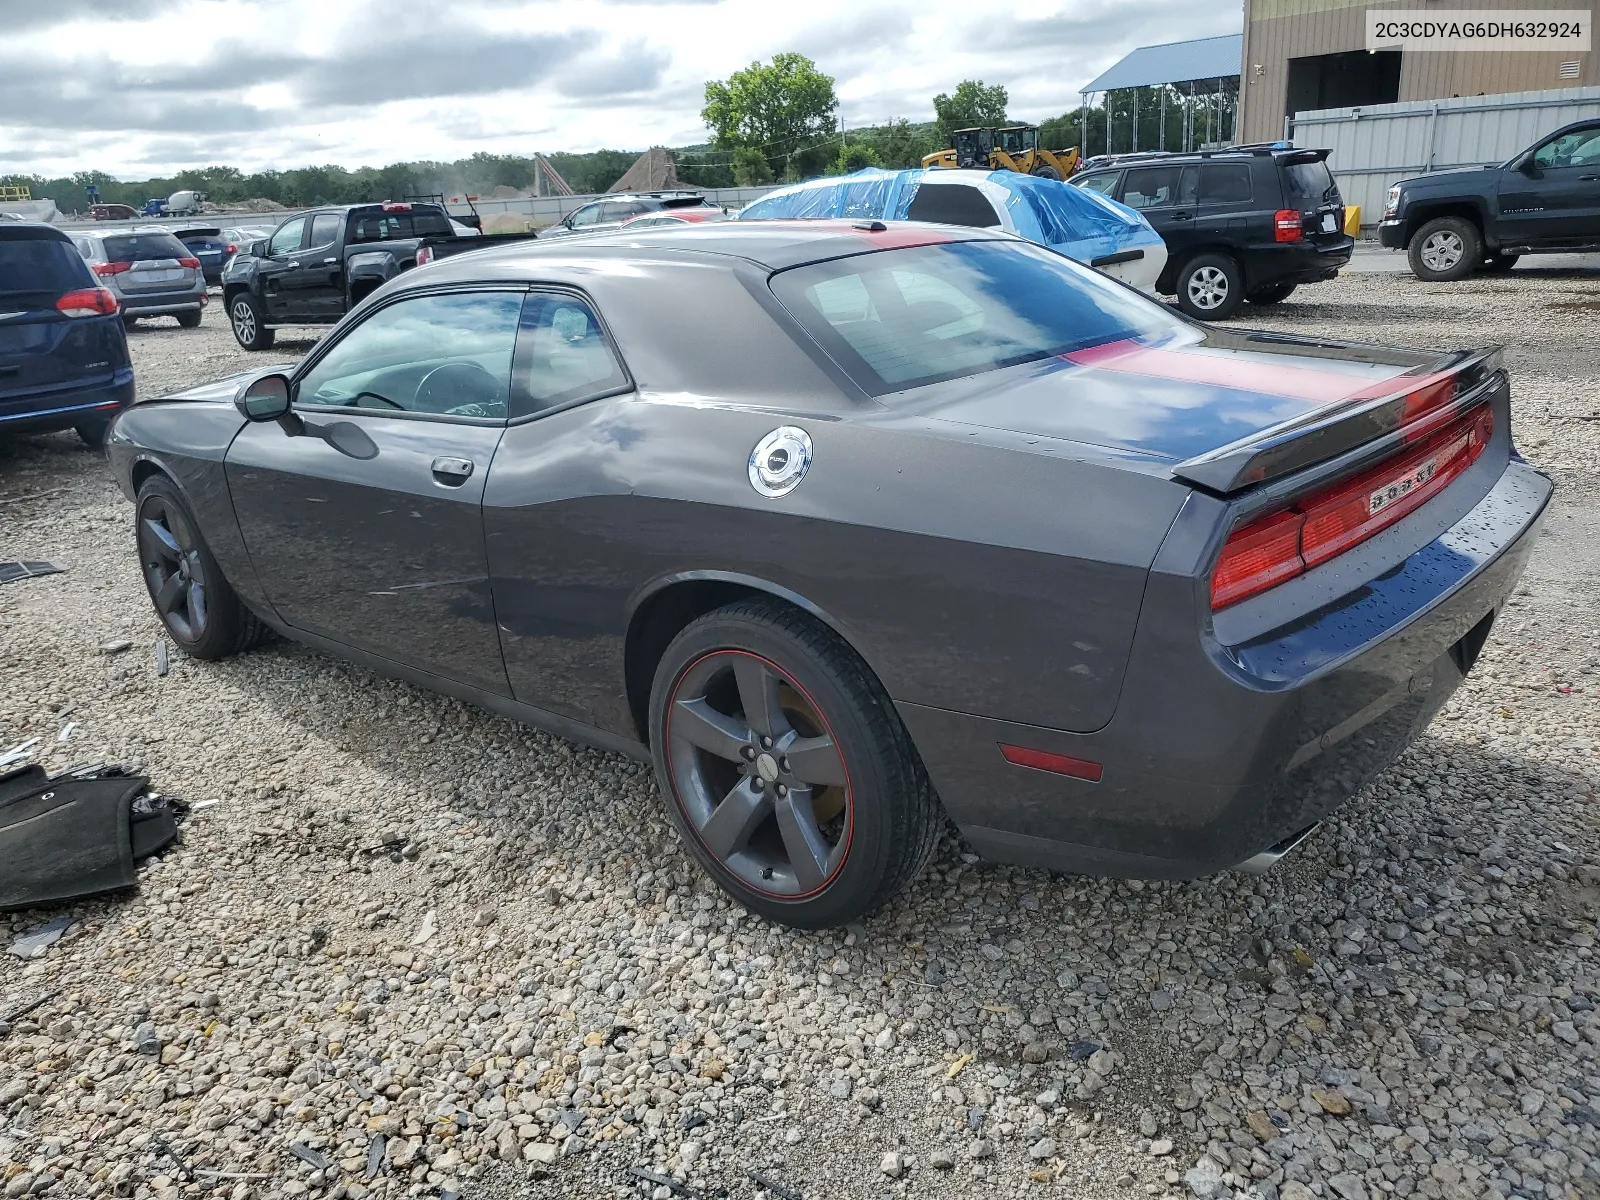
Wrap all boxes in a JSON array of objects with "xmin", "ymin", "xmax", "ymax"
[
  {"xmin": 1071, "ymin": 146, "xmax": 1353, "ymax": 320},
  {"xmin": 0, "ymin": 222, "xmax": 133, "ymax": 448},
  {"xmin": 540, "ymin": 192, "xmax": 721, "ymax": 238}
]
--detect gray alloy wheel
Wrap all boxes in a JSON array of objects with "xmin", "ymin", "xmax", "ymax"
[
  {"xmin": 1175, "ymin": 253, "xmax": 1244, "ymax": 320},
  {"xmin": 665, "ymin": 649, "xmax": 852, "ymax": 899},
  {"xmin": 1407, "ymin": 216, "xmax": 1482, "ymax": 283},
  {"xmin": 229, "ymin": 293, "xmax": 274, "ymax": 350}
]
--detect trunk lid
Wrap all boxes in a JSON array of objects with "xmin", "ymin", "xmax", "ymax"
[
  {"xmin": 1278, "ymin": 150, "xmax": 1346, "ymax": 247},
  {"xmin": 908, "ymin": 328, "xmax": 1489, "ymax": 490}
]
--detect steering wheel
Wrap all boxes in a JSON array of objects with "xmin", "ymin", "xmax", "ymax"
[{"xmin": 415, "ymin": 362, "xmax": 503, "ymax": 416}]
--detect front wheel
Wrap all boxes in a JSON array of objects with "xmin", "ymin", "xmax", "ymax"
[
  {"xmin": 228, "ymin": 293, "xmax": 275, "ymax": 350},
  {"xmin": 1408, "ymin": 216, "xmax": 1482, "ymax": 282},
  {"xmin": 649, "ymin": 600, "xmax": 940, "ymax": 929},
  {"xmin": 1175, "ymin": 253, "xmax": 1244, "ymax": 320},
  {"xmin": 135, "ymin": 475, "xmax": 269, "ymax": 660}
]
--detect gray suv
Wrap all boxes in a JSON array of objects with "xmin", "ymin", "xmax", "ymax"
[{"xmin": 71, "ymin": 229, "xmax": 208, "ymax": 327}]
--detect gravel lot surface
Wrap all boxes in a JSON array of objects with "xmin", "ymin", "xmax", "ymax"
[{"xmin": 2, "ymin": 269, "xmax": 1598, "ymax": 1200}]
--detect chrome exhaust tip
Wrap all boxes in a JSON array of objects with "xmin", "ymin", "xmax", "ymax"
[{"xmin": 1235, "ymin": 822, "xmax": 1321, "ymax": 875}]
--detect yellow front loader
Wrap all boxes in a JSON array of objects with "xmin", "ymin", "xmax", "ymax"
[{"xmin": 922, "ymin": 126, "xmax": 1080, "ymax": 180}]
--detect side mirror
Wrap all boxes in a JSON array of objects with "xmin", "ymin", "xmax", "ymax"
[
  {"xmin": 235, "ymin": 373, "xmax": 291, "ymax": 422},
  {"xmin": 249, "ymin": 239, "xmax": 267, "ymax": 256}
]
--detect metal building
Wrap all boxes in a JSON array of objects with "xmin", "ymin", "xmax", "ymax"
[
  {"xmin": 1238, "ymin": 0, "xmax": 1598, "ymax": 145},
  {"xmin": 1080, "ymin": 35, "xmax": 1243, "ymax": 155}
]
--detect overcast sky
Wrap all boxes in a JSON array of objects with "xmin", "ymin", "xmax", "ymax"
[{"xmin": 0, "ymin": 0, "xmax": 1238, "ymax": 179}]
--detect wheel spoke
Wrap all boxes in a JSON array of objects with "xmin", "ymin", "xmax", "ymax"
[
  {"xmin": 154, "ymin": 572, "xmax": 185, "ymax": 614},
  {"xmin": 142, "ymin": 518, "xmax": 181, "ymax": 561},
  {"xmin": 782, "ymin": 733, "xmax": 846, "ymax": 787},
  {"xmin": 775, "ymin": 790, "xmax": 831, "ymax": 892},
  {"xmin": 673, "ymin": 697, "xmax": 752, "ymax": 763},
  {"xmin": 733, "ymin": 657, "xmax": 788, "ymax": 739},
  {"xmin": 187, "ymin": 580, "xmax": 207, "ymax": 633},
  {"xmin": 699, "ymin": 776, "xmax": 772, "ymax": 860}
]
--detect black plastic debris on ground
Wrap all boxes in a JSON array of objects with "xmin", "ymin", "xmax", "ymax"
[
  {"xmin": 288, "ymin": 1142, "xmax": 331, "ymax": 1171},
  {"xmin": 0, "ymin": 562, "xmax": 64, "ymax": 585},
  {"xmin": 364, "ymin": 1134, "xmax": 385, "ymax": 1181},
  {"xmin": 745, "ymin": 1168, "xmax": 804, "ymax": 1200},
  {"xmin": 627, "ymin": 1165, "xmax": 728, "ymax": 1198}
]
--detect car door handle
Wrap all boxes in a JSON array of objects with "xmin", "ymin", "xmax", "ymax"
[
  {"xmin": 323, "ymin": 257, "xmax": 338, "ymax": 264},
  {"xmin": 285, "ymin": 261, "xmax": 300, "ymax": 268},
  {"xmin": 1170, "ymin": 211, "xmax": 1191, "ymax": 221},
  {"xmin": 1582, "ymin": 174, "xmax": 1600, "ymax": 181},
  {"xmin": 430, "ymin": 456, "xmax": 474, "ymax": 485}
]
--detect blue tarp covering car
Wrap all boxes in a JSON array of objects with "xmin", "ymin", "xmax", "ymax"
[{"xmin": 737, "ymin": 167, "xmax": 1167, "ymax": 291}]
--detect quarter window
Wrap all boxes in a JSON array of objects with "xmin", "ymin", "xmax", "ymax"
[
  {"xmin": 512, "ymin": 293, "xmax": 629, "ymax": 418},
  {"xmin": 905, "ymin": 184, "xmax": 1002, "ymax": 228},
  {"xmin": 295, "ymin": 291, "xmax": 523, "ymax": 419},
  {"xmin": 268, "ymin": 219, "xmax": 305, "ymax": 257}
]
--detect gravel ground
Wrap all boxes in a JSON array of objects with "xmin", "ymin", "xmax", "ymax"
[{"xmin": 1, "ymin": 270, "xmax": 1598, "ymax": 1200}]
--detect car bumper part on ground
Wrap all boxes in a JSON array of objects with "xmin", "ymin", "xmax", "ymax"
[
  {"xmin": 901, "ymin": 456, "xmax": 1552, "ymax": 880},
  {"xmin": 0, "ymin": 369, "xmax": 136, "ymax": 435}
]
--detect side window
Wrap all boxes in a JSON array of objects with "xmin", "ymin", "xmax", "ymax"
[
  {"xmin": 566, "ymin": 204, "xmax": 602, "ymax": 229},
  {"xmin": 511, "ymin": 292, "xmax": 630, "ymax": 418},
  {"xmin": 597, "ymin": 201, "xmax": 640, "ymax": 224},
  {"xmin": 1534, "ymin": 124, "xmax": 1600, "ymax": 168},
  {"xmin": 268, "ymin": 218, "xmax": 305, "ymax": 257},
  {"xmin": 1120, "ymin": 166, "xmax": 1188, "ymax": 209},
  {"xmin": 1074, "ymin": 172, "xmax": 1121, "ymax": 196},
  {"xmin": 294, "ymin": 291, "xmax": 523, "ymax": 419},
  {"xmin": 1197, "ymin": 163, "xmax": 1253, "ymax": 204},
  {"xmin": 904, "ymin": 184, "xmax": 1003, "ymax": 228},
  {"xmin": 307, "ymin": 213, "xmax": 341, "ymax": 249}
]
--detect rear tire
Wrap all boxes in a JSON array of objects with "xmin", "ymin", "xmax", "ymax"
[
  {"xmin": 228, "ymin": 293, "xmax": 275, "ymax": 351},
  {"xmin": 648, "ymin": 599, "xmax": 940, "ymax": 929},
  {"xmin": 177, "ymin": 311, "xmax": 201, "ymax": 328},
  {"xmin": 1407, "ymin": 216, "xmax": 1482, "ymax": 282},
  {"xmin": 134, "ymin": 474, "xmax": 270, "ymax": 660},
  {"xmin": 1483, "ymin": 252, "xmax": 1520, "ymax": 274},
  {"xmin": 1246, "ymin": 282, "xmax": 1297, "ymax": 306},
  {"xmin": 1175, "ymin": 253, "xmax": 1244, "ymax": 320}
]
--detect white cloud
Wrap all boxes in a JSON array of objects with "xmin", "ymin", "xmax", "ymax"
[{"xmin": 0, "ymin": 0, "xmax": 1237, "ymax": 177}]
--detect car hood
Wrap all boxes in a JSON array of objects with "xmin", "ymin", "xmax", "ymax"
[
  {"xmin": 904, "ymin": 328, "xmax": 1446, "ymax": 466},
  {"xmin": 1394, "ymin": 164, "xmax": 1499, "ymax": 189},
  {"xmin": 149, "ymin": 366, "xmax": 297, "ymax": 405}
]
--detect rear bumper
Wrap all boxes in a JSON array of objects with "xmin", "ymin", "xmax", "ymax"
[
  {"xmin": 1243, "ymin": 237, "xmax": 1355, "ymax": 289},
  {"xmin": 903, "ymin": 457, "xmax": 1552, "ymax": 879},
  {"xmin": 120, "ymin": 288, "xmax": 207, "ymax": 316},
  {"xmin": 0, "ymin": 369, "xmax": 136, "ymax": 435}
]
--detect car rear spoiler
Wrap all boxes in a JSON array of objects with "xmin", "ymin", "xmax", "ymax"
[{"xmin": 1171, "ymin": 345, "xmax": 1505, "ymax": 494}]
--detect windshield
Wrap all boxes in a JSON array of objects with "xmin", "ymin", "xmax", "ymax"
[{"xmin": 771, "ymin": 239, "xmax": 1185, "ymax": 396}]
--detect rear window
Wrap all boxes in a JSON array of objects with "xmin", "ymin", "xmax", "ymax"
[
  {"xmin": 0, "ymin": 231, "xmax": 94, "ymax": 297},
  {"xmin": 771, "ymin": 240, "xmax": 1183, "ymax": 396},
  {"xmin": 1283, "ymin": 158, "xmax": 1337, "ymax": 203},
  {"xmin": 103, "ymin": 232, "xmax": 189, "ymax": 262},
  {"xmin": 349, "ymin": 208, "xmax": 453, "ymax": 243},
  {"xmin": 905, "ymin": 184, "xmax": 1002, "ymax": 228}
]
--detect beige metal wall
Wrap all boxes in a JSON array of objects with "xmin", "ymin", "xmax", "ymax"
[{"xmin": 1239, "ymin": 0, "xmax": 1598, "ymax": 143}]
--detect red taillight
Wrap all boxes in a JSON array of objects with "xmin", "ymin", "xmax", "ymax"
[
  {"xmin": 381, "ymin": 202, "xmax": 413, "ymax": 212},
  {"xmin": 1273, "ymin": 210, "xmax": 1304, "ymax": 242},
  {"xmin": 415, "ymin": 246, "xmax": 434, "ymax": 266},
  {"xmin": 178, "ymin": 255, "xmax": 201, "ymax": 269},
  {"xmin": 56, "ymin": 287, "xmax": 119, "ymax": 317},
  {"xmin": 999, "ymin": 744, "xmax": 1104, "ymax": 782},
  {"xmin": 225, "ymin": 242, "xmax": 238, "ymax": 255},
  {"xmin": 92, "ymin": 260, "xmax": 132, "ymax": 276},
  {"xmin": 1211, "ymin": 405, "xmax": 1494, "ymax": 610}
]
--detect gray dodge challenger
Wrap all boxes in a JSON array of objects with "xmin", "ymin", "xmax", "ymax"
[{"xmin": 107, "ymin": 220, "xmax": 1551, "ymax": 928}]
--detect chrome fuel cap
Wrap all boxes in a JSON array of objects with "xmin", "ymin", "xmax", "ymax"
[{"xmin": 748, "ymin": 426, "xmax": 812, "ymax": 497}]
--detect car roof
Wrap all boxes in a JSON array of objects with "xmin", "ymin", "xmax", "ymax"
[
  {"xmin": 421, "ymin": 219, "xmax": 1004, "ymax": 280},
  {"xmin": 0, "ymin": 222, "xmax": 72, "ymax": 241}
]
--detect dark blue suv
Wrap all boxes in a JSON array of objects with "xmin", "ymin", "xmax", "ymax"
[{"xmin": 0, "ymin": 223, "xmax": 134, "ymax": 447}]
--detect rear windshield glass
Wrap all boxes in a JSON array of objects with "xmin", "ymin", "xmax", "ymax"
[
  {"xmin": 349, "ymin": 208, "xmax": 453, "ymax": 243},
  {"xmin": 103, "ymin": 232, "xmax": 189, "ymax": 261},
  {"xmin": 771, "ymin": 240, "xmax": 1184, "ymax": 396},
  {"xmin": 0, "ymin": 232, "xmax": 94, "ymax": 296},
  {"xmin": 1282, "ymin": 159, "xmax": 1337, "ymax": 203}
]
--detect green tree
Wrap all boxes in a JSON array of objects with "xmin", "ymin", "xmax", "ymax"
[
  {"xmin": 861, "ymin": 118, "xmax": 937, "ymax": 169},
  {"xmin": 827, "ymin": 142, "xmax": 883, "ymax": 175},
  {"xmin": 703, "ymin": 53, "xmax": 839, "ymax": 180},
  {"xmin": 731, "ymin": 145, "xmax": 774, "ymax": 186},
  {"xmin": 932, "ymin": 80, "xmax": 1009, "ymax": 148}
]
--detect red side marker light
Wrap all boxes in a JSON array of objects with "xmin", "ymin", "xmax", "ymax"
[{"xmin": 999, "ymin": 744, "xmax": 1103, "ymax": 782}]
